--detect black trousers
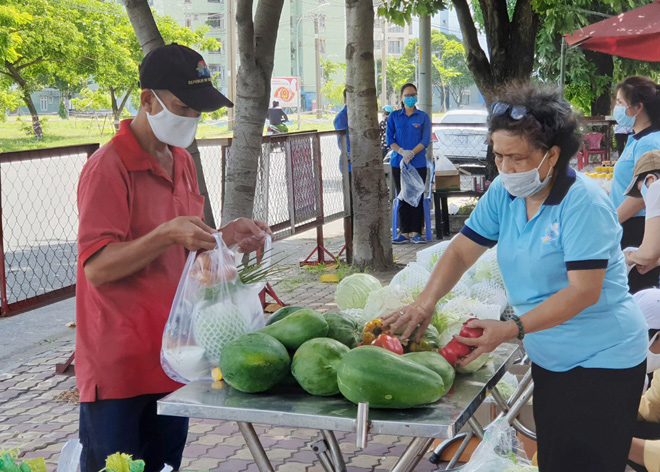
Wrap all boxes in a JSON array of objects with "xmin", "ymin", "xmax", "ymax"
[
  {"xmin": 80, "ymin": 393, "xmax": 189, "ymax": 472},
  {"xmin": 615, "ymin": 133, "xmax": 632, "ymax": 155},
  {"xmin": 621, "ymin": 216, "xmax": 660, "ymax": 293},
  {"xmin": 532, "ymin": 361, "xmax": 645, "ymax": 472},
  {"xmin": 392, "ymin": 166, "xmax": 427, "ymax": 234}
]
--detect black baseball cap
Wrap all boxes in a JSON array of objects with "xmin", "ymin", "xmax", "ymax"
[{"xmin": 139, "ymin": 43, "xmax": 233, "ymax": 112}]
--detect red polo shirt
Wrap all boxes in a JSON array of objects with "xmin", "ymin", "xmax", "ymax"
[{"xmin": 75, "ymin": 120, "xmax": 205, "ymax": 402}]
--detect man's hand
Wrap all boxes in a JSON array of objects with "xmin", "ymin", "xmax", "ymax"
[
  {"xmin": 220, "ymin": 218, "xmax": 272, "ymax": 253},
  {"xmin": 160, "ymin": 216, "xmax": 217, "ymax": 252}
]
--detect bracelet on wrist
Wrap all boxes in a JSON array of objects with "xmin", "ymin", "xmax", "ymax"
[{"xmin": 501, "ymin": 313, "xmax": 525, "ymax": 340}]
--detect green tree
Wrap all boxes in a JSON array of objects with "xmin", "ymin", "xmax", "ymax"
[{"xmin": 320, "ymin": 58, "xmax": 346, "ymax": 109}]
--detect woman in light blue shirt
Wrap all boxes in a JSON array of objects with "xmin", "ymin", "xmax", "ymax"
[
  {"xmin": 385, "ymin": 85, "xmax": 647, "ymax": 472},
  {"xmin": 610, "ymin": 76, "xmax": 660, "ymax": 293}
]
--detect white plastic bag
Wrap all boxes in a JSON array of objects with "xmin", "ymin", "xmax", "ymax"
[
  {"xmin": 462, "ymin": 418, "xmax": 536, "ymax": 471},
  {"xmin": 398, "ymin": 163, "xmax": 425, "ymax": 206},
  {"xmin": 161, "ymin": 233, "xmax": 268, "ymax": 383}
]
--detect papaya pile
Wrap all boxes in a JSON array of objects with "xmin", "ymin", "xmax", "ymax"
[{"xmin": 217, "ymin": 307, "xmax": 457, "ymax": 409}]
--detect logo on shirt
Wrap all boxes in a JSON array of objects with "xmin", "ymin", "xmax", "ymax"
[
  {"xmin": 413, "ymin": 123, "xmax": 420, "ymax": 128},
  {"xmin": 541, "ymin": 223, "xmax": 560, "ymax": 243}
]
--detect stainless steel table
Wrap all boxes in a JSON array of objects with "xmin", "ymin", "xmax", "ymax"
[{"xmin": 158, "ymin": 343, "xmax": 522, "ymax": 472}]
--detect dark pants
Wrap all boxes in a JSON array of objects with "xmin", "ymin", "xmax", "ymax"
[
  {"xmin": 621, "ymin": 216, "xmax": 660, "ymax": 293},
  {"xmin": 79, "ymin": 393, "xmax": 189, "ymax": 472},
  {"xmin": 615, "ymin": 133, "xmax": 632, "ymax": 155},
  {"xmin": 392, "ymin": 166, "xmax": 427, "ymax": 235},
  {"xmin": 532, "ymin": 361, "xmax": 645, "ymax": 472}
]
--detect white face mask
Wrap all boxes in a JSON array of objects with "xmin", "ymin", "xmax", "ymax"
[
  {"xmin": 499, "ymin": 151, "xmax": 553, "ymax": 198},
  {"xmin": 648, "ymin": 332, "xmax": 660, "ymax": 374},
  {"xmin": 146, "ymin": 90, "xmax": 200, "ymax": 148}
]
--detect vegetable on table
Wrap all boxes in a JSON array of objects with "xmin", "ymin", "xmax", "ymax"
[{"xmin": 371, "ymin": 334, "xmax": 404, "ymax": 355}]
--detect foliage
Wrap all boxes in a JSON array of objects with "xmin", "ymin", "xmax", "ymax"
[
  {"xmin": 378, "ymin": 0, "xmax": 447, "ymax": 26},
  {"xmin": 71, "ymin": 88, "xmax": 112, "ymax": 112},
  {"xmin": 320, "ymin": 58, "xmax": 346, "ymax": 109},
  {"xmin": 0, "ymin": 89, "xmax": 20, "ymax": 121}
]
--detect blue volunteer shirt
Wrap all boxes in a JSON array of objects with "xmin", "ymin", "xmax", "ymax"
[
  {"xmin": 462, "ymin": 168, "xmax": 647, "ymax": 372},
  {"xmin": 610, "ymin": 127, "xmax": 660, "ymax": 215},
  {"xmin": 386, "ymin": 108, "xmax": 431, "ymax": 169},
  {"xmin": 333, "ymin": 106, "xmax": 351, "ymax": 172}
]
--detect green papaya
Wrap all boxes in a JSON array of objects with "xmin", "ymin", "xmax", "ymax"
[
  {"xmin": 265, "ymin": 306, "xmax": 305, "ymax": 326},
  {"xmin": 324, "ymin": 312, "xmax": 359, "ymax": 348},
  {"xmin": 403, "ymin": 351, "xmax": 455, "ymax": 396},
  {"xmin": 259, "ymin": 308, "xmax": 328, "ymax": 350},
  {"xmin": 292, "ymin": 338, "xmax": 350, "ymax": 396},
  {"xmin": 336, "ymin": 345, "xmax": 445, "ymax": 409},
  {"xmin": 219, "ymin": 332, "xmax": 290, "ymax": 393}
]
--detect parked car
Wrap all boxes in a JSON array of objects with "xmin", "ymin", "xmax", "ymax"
[{"xmin": 432, "ymin": 109, "xmax": 488, "ymax": 168}]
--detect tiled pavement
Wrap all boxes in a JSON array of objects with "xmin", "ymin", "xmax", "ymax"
[{"xmin": 1, "ymin": 232, "xmax": 445, "ymax": 472}]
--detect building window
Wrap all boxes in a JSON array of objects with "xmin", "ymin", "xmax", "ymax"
[
  {"xmin": 388, "ymin": 25, "xmax": 404, "ymax": 33},
  {"xmin": 210, "ymin": 44, "xmax": 223, "ymax": 54},
  {"xmin": 207, "ymin": 14, "xmax": 224, "ymax": 29},
  {"xmin": 49, "ymin": 96, "xmax": 54, "ymax": 104},
  {"xmin": 208, "ymin": 0, "xmax": 223, "ymax": 3},
  {"xmin": 319, "ymin": 39, "xmax": 326, "ymax": 54},
  {"xmin": 464, "ymin": 89, "xmax": 471, "ymax": 105},
  {"xmin": 184, "ymin": 0, "xmax": 191, "ymax": 3},
  {"xmin": 40, "ymin": 96, "xmax": 48, "ymax": 112},
  {"xmin": 185, "ymin": 16, "xmax": 192, "ymax": 28},
  {"xmin": 319, "ymin": 14, "xmax": 325, "ymax": 31},
  {"xmin": 388, "ymin": 39, "xmax": 402, "ymax": 54},
  {"xmin": 374, "ymin": 40, "xmax": 381, "ymax": 50}
]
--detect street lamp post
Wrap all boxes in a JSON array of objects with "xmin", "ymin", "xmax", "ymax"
[{"xmin": 295, "ymin": 2, "xmax": 329, "ymax": 128}]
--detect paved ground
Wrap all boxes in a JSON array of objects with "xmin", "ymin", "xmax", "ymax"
[{"xmin": 0, "ymin": 223, "xmax": 451, "ymax": 472}]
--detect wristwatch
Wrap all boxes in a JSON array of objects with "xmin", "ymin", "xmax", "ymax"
[{"xmin": 501, "ymin": 312, "xmax": 525, "ymax": 340}]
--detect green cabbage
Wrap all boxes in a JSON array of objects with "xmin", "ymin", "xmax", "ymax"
[
  {"xmin": 334, "ymin": 273, "xmax": 382, "ymax": 310},
  {"xmin": 362, "ymin": 285, "xmax": 414, "ymax": 322},
  {"xmin": 455, "ymin": 353, "xmax": 491, "ymax": 373}
]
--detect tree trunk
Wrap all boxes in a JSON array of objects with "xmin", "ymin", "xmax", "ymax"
[
  {"xmin": 344, "ymin": 0, "xmax": 393, "ymax": 271},
  {"xmin": 451, "ymin": 0, "xmax": 539, "ymax": 104},
  {"xmin": 583, "ymin": 50, "xmax": 614, "ymax": 117},
  {"xmin": 5, "ymin": 61, "xmax": 43, "ymax": 138},
  {"xmin": 221, "ymin": 0, "xmax": 285, "ymax": 222},
  {"xmin": 123, "ymin": 0, "xmax": 215, "ymax": 226}
]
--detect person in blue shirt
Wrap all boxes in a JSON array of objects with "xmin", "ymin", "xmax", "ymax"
[
  {"xmin": 333, "ymin": 89, "xmax": 350, "ymax": 173},
  {"xmin": 387, "ymin": 83, "xmax": 431, "ymax": 244},
  {"xmin": 384, "ymin": 85, "xmax": 648, "ymax": 472},
  {"xmin": 610, "ymin": 76, "xmax": 660, "ymax": 293}
]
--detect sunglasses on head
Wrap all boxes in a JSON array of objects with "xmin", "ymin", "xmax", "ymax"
[{"xmin": 491, "ymin": 102, "xmax": 529, "ymax": 120}]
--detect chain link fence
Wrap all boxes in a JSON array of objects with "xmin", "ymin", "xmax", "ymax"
[{"xmin": 0, "ymin": 144, "xmax": 98, "ymax": 316}]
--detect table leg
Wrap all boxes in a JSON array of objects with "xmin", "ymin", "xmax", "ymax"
[
  {"xmin": 446, "ymin": 431, "xmax": 474, "ymax": 469},
  {"xmin": 441, "ymin": 196, "xmax": 450, "ymax": 236},
  {"xmin": 237, "ymin": 422, "xmax": 275, "ymax": 472},
  {"xmin": 389, "ymin": 437, "xmax": 434, "ymax": 472},
  {"xmin": 434, "ymin": 192, "xmax": 443, "ymax": 240},
  {"xmin": 321, "ymin": 430, "xmax": 346, "ymax": 472}
]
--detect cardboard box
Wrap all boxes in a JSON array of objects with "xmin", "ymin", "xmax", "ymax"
[{"xmin": 435, "ymin": 172, "xmax": 461, "ymax": 191}]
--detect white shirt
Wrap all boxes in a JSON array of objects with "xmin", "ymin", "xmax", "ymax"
[{"xmin": 645, "ymin": 179, "xmax": 660, "ymax": 220}]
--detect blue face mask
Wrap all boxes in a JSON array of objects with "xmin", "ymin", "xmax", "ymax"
[
  {"xmin": 641, "ymin": 176, "xmax": 652, "ymax": 201},
  {"xmin": 613, "ymin": 105, "xmax": 637, "ymax": 128},
  {"xmin": 403, "ymin": 96, "xmax": 418, "ymax": 108}
]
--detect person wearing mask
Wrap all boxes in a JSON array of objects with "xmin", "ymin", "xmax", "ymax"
[
  {"xmin": 610, "ymin": 76, "xmax": 660, "ymax": 293},
  {"xmin": 75, "ymin": 44, "xmax": 272, "ymax": 472},
  {"xmin": 267, "ymin": 100, "xmax": 289, "ymax": 133},
  {"xmin": 380, "ymin": 105, "xmax": 393, "ymax": 158},
  {"xmin": 387, "ymin": 83, "xmax": 431, "ymax": 244},
  {"xmin": 624, "ymin": 150, "xmax": 660, "ymax": 277},
  {"xmin": 384, "ymin": 84, "xmax": 648, "ymax": 472}
]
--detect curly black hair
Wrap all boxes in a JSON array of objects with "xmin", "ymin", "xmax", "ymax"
[{"xmin": 488, "ymin": 83, "xmax": 583, "ymax": 174}]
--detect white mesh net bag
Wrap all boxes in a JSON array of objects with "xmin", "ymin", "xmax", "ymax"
[
  {"xmin": 470, "ymin": 280, "xmax": 508, "ymax": 314},
  {"xmin": 389, "ymin": 262, "xmax": 431, "ymax": 299},
  {"xmin": 472, "ymin": 248, "xmax": 505, "ymax": 291},
  {"xmin": 416, "ymin": 240, "xmax": 453, "ymax": 271}
]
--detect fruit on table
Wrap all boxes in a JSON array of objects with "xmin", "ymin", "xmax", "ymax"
[
  {"xmin": 371, "ymin": 334, "xmax": 404, "ymax": 355},
  {"xmin": 439, "ymin": 338, "xmax": 472, "ymax": 367},
  {"xmin": 324, "ymin": 311, "xmax": 360, "ymax": 348},
  {"xmin": 337, "ymin": 345, "xmax": 445, "ymax": 408},
  {"xmin": 193, "ymin": 300, "xmax": 251, "ymax": 362},
  {"xmin": 291, "ymin": 338, "xmax": 350, "ymax": 396},
  {"xmin": 459, "ymin": 318, "xmax": 483, "ymax": 339},
  {"xmin": 259, "ymin": 308, "xmax": 329, "ymax": 350},
  {"xmin": 361, "ymin": 318, "xmax": 439, "ymax": 352},
  {"xmin": 219, "ymin": 332, "xmax": 290, "ymax": 393},
  {"xmin": 265, "ymin": 306, "xmax": 305, "ymax": 326},
  {"xmin": 403, "ymin": 351, "xmax": 455, "ymax": 396}
]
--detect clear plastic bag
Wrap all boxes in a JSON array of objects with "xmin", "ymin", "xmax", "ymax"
[
  {"xmin": 397, "ymin": 163, "xmax": 425, "ymax": 206},
  {"xmin": 161, "ymin": 233, "xmax": 268, "ymax": 384},
  {"xmin": 462, "ymin": 418, "xmax": 537, "ymax": 471}
]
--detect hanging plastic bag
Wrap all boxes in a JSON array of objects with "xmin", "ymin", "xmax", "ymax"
[
  {"xmin": 461, "ymin": 418, "xmax": 537, "ymax": 471},
  {"xmin": 398, "ymin": 163, "xmax": 425, "ymax": 206},
  {"xmin": 161, "ymin": 232, "xmax": 269, "ymax": 384}
]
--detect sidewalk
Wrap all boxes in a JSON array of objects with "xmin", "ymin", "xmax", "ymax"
[{"xmin": 0, "ymin": 223, "xmax": 445, "ymax": 472}]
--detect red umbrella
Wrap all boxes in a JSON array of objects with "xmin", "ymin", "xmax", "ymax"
[{"xmin": 564, "ymin": 0, "xmax": 660, "ymax": 61}]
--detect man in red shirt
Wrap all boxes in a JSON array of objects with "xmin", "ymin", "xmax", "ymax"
[{"xmin": 76, "ymin": 44, "xmax": 271, "ymax": 472}]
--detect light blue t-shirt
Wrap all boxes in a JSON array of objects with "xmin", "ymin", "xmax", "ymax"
[
  {"xmin": 462, "ymin": 169, "xmax": 647, "ymax": 372},
  {"xmin": 610, "ymin": 127, "xmax": 660, "ymax": 215}
]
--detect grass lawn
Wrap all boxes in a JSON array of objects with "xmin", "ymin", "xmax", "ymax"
[{"xmin": 0, "ymin": 113, "xmax": 339, "ymax": 153}]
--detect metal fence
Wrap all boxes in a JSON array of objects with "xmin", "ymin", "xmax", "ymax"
[
  {"xmin": 0, "ymin": 132, "xmax": 350, "ymax": 317},
  {"xmin": 0, "ymin": 144, "xmax": 98, "ymax": 316}
]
